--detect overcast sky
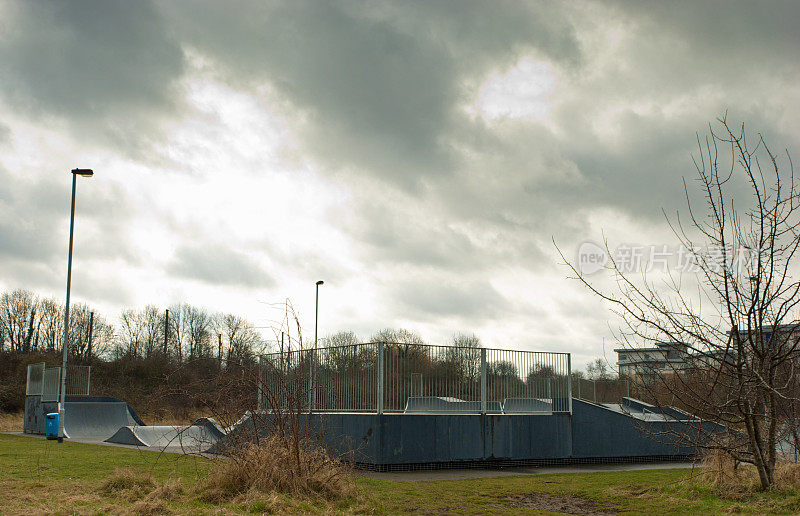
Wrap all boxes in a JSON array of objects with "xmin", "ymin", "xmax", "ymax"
[{"xmin": 0, "ymin": 1, "xmax": 798, "ymax": 368}]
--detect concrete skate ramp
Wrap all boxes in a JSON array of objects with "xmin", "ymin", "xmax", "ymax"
[
  {"xmin": 62, "ymin": 401, "xmax": 140, "ymax": 441},
  {"xmin": 105, "ymin": 419, "xmax": 224, "ymax": 451},
  {"xmin": 404, "ymin": 396, "xmax": 502, "ymax": 414},
  {"xmin": 502, "ymin": 398, "xmax": 553, "ymax": 414}
]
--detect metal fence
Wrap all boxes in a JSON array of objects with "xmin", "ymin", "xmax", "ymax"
[
  {"xmin": 28, "ymin": 363, "xmax": 91, "ymax": 401},
  {"xmin": 41, "ymin": 367, "xmax": 60, "ymax": 402},
  {"xmin": 258, "ymin": 342, "xmax": 572, "ymax": 414},
  {"xmin": 25, "ymin": 362, "xmax": 45, "ymax": 395},
  {"xmin": 573, "ymin": 377, "xmax": 636, "ymax": 403}
]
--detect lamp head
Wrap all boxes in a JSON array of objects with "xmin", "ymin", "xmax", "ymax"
[
  {"xmin": 71, "ymin": 168, "xmax": 94, "ymax": 177},
  {"xmin": 316, "ymin": 280, "xmax": 324, "ymax": 286}
]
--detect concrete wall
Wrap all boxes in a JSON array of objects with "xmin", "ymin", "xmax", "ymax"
[
  {"xmin": 25, "ymin": 393, "xmax": 709, "ymax": 468},
  {"xmin": 225, "ymin": 404, "xmax": 697, "ymax": 468}
]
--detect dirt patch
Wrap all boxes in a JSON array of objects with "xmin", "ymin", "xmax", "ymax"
[{"xmin": 507, "ymin": 494, "xmax": 617, "ymax": 515}]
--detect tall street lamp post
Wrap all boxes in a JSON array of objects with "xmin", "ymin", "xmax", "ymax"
[
  {"xmin": 310, "ymin": 280, "xmax": 323, "ymax": 412},
  {"xmin": 315, "ymin": 280, "xmax": 324, "ymax": 350},
  {"xmin": 58, "ymin": 168, "xmax": 93, "ymax": 443}
]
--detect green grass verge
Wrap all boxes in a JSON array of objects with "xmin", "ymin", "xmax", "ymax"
[{"xmin": 3, "ymin": 433, "xmax": 800, "ymax": 514}]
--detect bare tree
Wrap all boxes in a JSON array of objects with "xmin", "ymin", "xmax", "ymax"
[
  {"xmin": 169, "ymin": 303, "xmax": 188, "ymax": 362},
  {"xmin": 560, "ymin": 116, "xmax": 799, "ymax": 489},
  {"xmin": 185, "ymin": 304, "xmax": 212, "ymax": 359},
  {"xmin": 586, "ymin": 358, "xmax": 612, "ymax": 380},
  {"xmin": 0, "ymin": 289, "xmax": 38, "ymax": 353},
  {"xmin": 37, "ymin": 297, "xmax": 63, "ymax": 352},
  {"xmin": 118, "ymin": 309, "xmax": 144, "ymax": 358},
  {"xmin": 222, "ymin": 313, "xmax": 262, "ymax": 365},
  {"xmin": 325, "ymin": 330, "xmax": 360, "ymax": 348},
  {"xmin": 446, "ymin": 333, "xmax": 482, "ymax": 379}
]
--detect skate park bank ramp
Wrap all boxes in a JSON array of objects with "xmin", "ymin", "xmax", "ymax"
[
  {"xmin": 105, "ymin": 418, "xmax": 226, "ymax": 452},
  {"xmin": 61, "ymin": 401, "xmax": 143, "ymax": 441},
  {"xmin": 24, "ymin": 395, "xmax": 224, "ymax": 452}
]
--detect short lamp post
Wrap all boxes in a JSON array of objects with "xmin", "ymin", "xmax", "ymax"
[{"xmin": 57, "ymin": 168, "xmax": 93, "ymax": 442}]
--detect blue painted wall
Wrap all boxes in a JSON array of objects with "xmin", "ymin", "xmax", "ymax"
[
  {"xmin": 226, "ymin": 402, "xmax": 701, "ymax": 466},
  {"xmin": 571, "ymin": 399, "xmax": 696, "ymax": 458}
]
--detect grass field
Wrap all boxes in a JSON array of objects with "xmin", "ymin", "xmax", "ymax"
[{"xmin": 3, "ymin": 432, "xmax": 800, "ymax": 514}]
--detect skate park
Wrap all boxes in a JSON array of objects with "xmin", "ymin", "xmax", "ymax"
[{"xmin": 24, "ymin": 343, "xmax": 722, "ymax": 468}]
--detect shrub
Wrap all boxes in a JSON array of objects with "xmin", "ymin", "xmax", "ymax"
[{"xmin": 199, "ymin": 435, "xmax": 356, "ymax": 503}]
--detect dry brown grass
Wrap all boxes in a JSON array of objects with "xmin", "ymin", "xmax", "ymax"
[
  {"xmin": 0, "ymin": 411, "xmax": 23, "ymax": 432},
  {"xmin": 98, "ymin": 468, "xmax": 189, "ymax": 514},
  {"xmin": 199, "ymin": 435, "xmax": 357, "ymax": 504},
  {"xmin": 698, "ymin": 448, "xmax": 800, "ymax": 495},
  {"xmin": 774, "ymin": 461, "xmax": 800, "ymax": 488}
]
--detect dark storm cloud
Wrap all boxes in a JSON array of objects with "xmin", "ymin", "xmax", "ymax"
[
  {"xmin": 1, "ymin": 0, "xmax": 799, "ymax": 340},
  {"xmin": 611, "ymin": 0, "xmax": 800, "ymax": 73},
  {"xmin": 164, "ymin": 0, "xmax": 581, "ymax": 189},
  {"xmin": 0, "ymin": 0, "xmax": 185, "ymax": 156},
  {"xmin": 167, "ymin": 244, "xmax": 274, "ymax": 289}
]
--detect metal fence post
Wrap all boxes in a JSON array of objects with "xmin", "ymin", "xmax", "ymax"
[
  {"xmin": 308, "ymin": 348, "xmax": 316, "ymax": 413},
  {"xmin": 480, "ymin": 348, "xmax": 487, "ymax": 415},
  {"xmin": 257, "ymin": 355, "xmax": 264, "ymax": 411},
  {"xmin": 567, "ymin": 353, "xmax": 572, "ymax": 414},
  {"xmin": 593, "ymin": 380, "xmax": 597, "ymax": 402},
  {"xmin": 377, "ymin": 342, "xmax": 384, "ymax": 415}
]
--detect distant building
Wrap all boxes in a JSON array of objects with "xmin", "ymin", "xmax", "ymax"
[
  {"xmin": 617, "ymin": 325, "xmax": 800, "ymax": 379},
  {"xmin": 730, "ymin": 324, "xmax": 800, "ymax": 351},
  {"xmin": 615, "ymin": 342, "xmax": 689, "ymax": 379}
]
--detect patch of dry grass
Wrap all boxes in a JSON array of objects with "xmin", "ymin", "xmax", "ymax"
[
  {"xmin": 0, "ymin": 411, "xmax": 23, "ymax": 432},
  {"xmin": 687, "ymin": 448, "xmax": 800, "ymax": 509},
  {"xmin": 199, "ymin": 435, "xmax": 358, "ymax": 504},
  {"xmin": 99, "ymin": 468, "xmax": 187, "ymax": 514}
]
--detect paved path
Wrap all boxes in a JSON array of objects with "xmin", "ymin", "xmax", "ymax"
[
  {"xmin": 357, "ymin": 461, "xmax": 698, "ymax": 481},
  {"xmin": 4, "ymin": 431, "xmax": 207, "ymax": 455}
]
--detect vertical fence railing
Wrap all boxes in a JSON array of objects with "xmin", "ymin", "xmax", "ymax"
[
  {"xmin": 26, "ymin": 362, "xmax": 45, "ymax": 396},
  {"xmin": 65, "ymin": 365, "xmax": 91, "ymax": 396},
  {"xmin": 574, "ymin": 377, "xmax": 633, "ymax": 403},
  {"xmin": 41, "ymin": 367, "xmax": 61, "ymax": 402},
  {"xmin": 258, "ymin": 343, "xmax": 572, "ymax": 414},
  {"xmin": 36, "ymin": 364, "xmax": 91, "ymax": 401}
]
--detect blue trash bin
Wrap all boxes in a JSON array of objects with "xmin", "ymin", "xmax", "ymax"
[{"xmin": 46, "ymin": 412, "xmax": 58, "ymax": 440}]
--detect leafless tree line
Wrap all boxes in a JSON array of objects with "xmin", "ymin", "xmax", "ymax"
[{"xmin": 0, "ymin": 288, "xmax": 264, "ymax": 365}]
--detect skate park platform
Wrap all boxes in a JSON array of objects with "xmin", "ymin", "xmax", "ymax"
[
  {"xmin": 211, "ymin": 398, "xmax": 725, "ymax": 470},
  {"xmin": 25, "ymin": 393, "xmax": 723, "ymax": 466}
]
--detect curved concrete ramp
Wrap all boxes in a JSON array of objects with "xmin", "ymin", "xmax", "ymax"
[
  {"xmin": 62, "ymin": 401, "xmax": 140, "ymax": 441},
  {"xmin": 106, "ymin": 420, "xmax": 223, "ymax": 452}
]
